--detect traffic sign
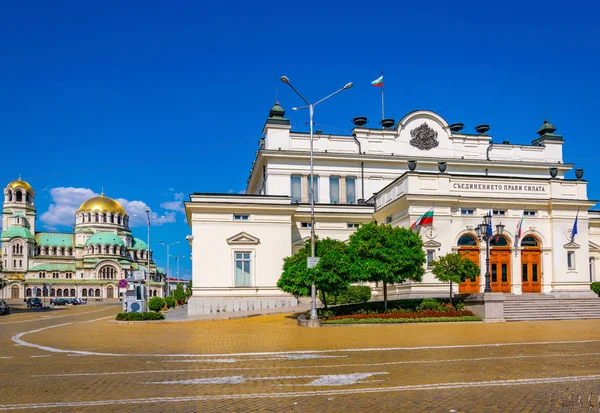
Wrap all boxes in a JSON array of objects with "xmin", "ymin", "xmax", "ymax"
[
  {"xmin": 307, "ymin": 257, "xmax": 320, "ymax": 268},
  {"xmin": 118, "ymin": 279, "xmax": 128, "ymax": 289}
]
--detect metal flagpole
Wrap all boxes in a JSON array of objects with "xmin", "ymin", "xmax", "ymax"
[{"xmin": 381, "ymin": 70, "xmax": 385, "ymax": 121}]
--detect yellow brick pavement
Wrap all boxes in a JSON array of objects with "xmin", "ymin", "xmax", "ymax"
[{"xmin": 0, "ymin": 304, "xmax": 599, "ymax": 412}]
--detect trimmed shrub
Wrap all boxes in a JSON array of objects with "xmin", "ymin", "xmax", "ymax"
[
  {"xmin": 164, "ymin": 296, "xmax": 176, "ymax": 308},
  {"xmin": 328, "ymin": 285, "xmax": 372, "ymax": 305},
  {"xmin": 417, "ymin": 298, "xmax": 444, "ymax": 312},
  {"xmin": 115, "ymin": 312, "xmax": 165, "ymax": 321},
  {"xmin": 591, "ymin": 282, "xmax": 600, "ymax": 297},
  {"xmin": 148, "ymin": 297, "xmax": 165, "ymax": 312}
]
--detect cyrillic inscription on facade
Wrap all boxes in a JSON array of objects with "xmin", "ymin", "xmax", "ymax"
[{"xmin": 452, "ymin": 182, "xmax": 547, "ymax": 194}]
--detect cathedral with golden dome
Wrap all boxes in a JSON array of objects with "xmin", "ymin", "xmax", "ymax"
[{"xmin": 1, "ymin": 179, "xmax": 165, "ymax": 301}]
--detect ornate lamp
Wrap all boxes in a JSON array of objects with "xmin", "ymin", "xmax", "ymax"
[
  {"xmin": 483, "ymin": 214, "xmax": 492, "ymax": 227},
  {"xmin": 496, "ymin": 222, "xmax": 505, "ymax": 236}
]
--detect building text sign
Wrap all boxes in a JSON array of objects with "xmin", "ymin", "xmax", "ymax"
[{"xmin": 451, "ymin": 181, "xmax": 548, "ymax": 195}]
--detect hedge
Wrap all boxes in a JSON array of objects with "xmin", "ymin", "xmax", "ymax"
[
  {"xmin": 322, "ymin": 316, "xmax": 481, "ymax": 324},
  {"xmin": 148, "ymin": 297, "xmax": 165, "ymax": 312},
  {"xmin": 115, "ymin": 312, "xmax": 165, "ymax": 321},
  {"xmin": 326, "ymin": 285, "xmax": 372, "ymax": 305},
  {"xmin": 591, "ymin": 282, "xmax": 600, "ymax": 297},
  {"xmin": 164, "ymin": 296, "xmax": 176, "ymax": 308}
]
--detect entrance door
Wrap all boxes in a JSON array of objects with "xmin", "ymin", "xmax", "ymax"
[
  {"xmin": 521, "ymin": 236, "xmax": 541, "ymax": 293},
  {"xmin": 490, "ymin": 236, "xmax": 511, "ymax": 293},
  {"xmin": 11, "ymin": 285, "xmax": 19, "ymax": 299},
  {"xmin": 457, "ymin": 234, "xmax": 480, "ymax": 293},
  {"xmin": 107, "ymin": 286, "xmax": 114, "ymax": 299}
]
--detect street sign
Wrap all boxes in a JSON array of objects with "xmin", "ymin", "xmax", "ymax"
[
  {"xmin": 307, "ymin": 257, "xmax": 320, "ymax": 269},
  {"xmin": 131, "ymin": 271, "xmax": 145, "ymax": 281},
  {"xmin": 118, "ymin": 279, "xmax": 128, "ymax": 289}
]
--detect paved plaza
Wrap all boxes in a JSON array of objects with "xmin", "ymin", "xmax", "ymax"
[{"xmin": 0, "ymin": 304, "xmax": 599, "ymax": 412}]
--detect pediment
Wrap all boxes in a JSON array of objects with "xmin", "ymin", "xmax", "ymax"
[
  {"xmin": 589, "ymin": 241, "xmax": 600, "ymax": 251},
  {"xmin": 563, "ymin": 241, "xmax": 580, "ymax": 250},
  {"xmin": 226, "ymin": 232, "xmax": 260, "ymax": 245},
  {"xmin": 292, "ymin": 236, "xmax": 310, "ymax": 247},
  {"xmin": 423, "ymin": 240, "xmax": 442, "ymax": 248}
]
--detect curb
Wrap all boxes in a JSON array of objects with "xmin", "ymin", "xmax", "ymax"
[{"xmin": 107, "ymin": 311, "xmax": 299, "ymax": 324}]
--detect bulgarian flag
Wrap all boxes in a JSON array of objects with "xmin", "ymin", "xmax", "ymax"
[
  {"xmin": 371, "ymin": 74, "xmax": 383, "ymax": 87},
  {"xmin": 410, "ymin": 207, "xmax": 434, "ymax": 230},
  {"xmin": 515, "ymin": 215, "xmax": 524, "ymax": 247}
]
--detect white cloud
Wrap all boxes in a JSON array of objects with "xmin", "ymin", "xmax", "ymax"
[
  {"xmin": 39, "ymin": 187, "xmax": 177, "ymax": 230},
  {"xmin": 40, "ymin": 187, "xmax": 98, "ymax": 229},
  {"xmin": 160, "ymin": 192, "xmax": 185, "ymax": 214}
]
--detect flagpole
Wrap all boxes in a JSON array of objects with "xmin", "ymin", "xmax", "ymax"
[{"xmin": 381, "ymin": 70, "xmax": 385, "ymax": 121}]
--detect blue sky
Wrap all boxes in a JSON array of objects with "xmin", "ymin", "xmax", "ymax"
[{"xmin": 1, "ymin": 1, "xmax": 599, "ymax": 278}]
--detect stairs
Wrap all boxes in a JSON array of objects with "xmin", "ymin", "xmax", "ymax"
[{"xmin": 503, "ymin": 294, "xmax": 600, "ymax": 322}]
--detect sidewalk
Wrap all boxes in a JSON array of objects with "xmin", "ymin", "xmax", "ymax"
[{"xmin": 163, "ymin": 303, "xmax": 311, "ymax": 323}]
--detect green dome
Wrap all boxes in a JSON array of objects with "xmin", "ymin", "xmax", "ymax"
[
  {"xmin": 131, "ymin": 237, "xmax": 148, "ymax": 250},
  {"xmin": 537, "ymin": 119, "xmax": 557, "ymax": 135},
  {"xmin": 269, "ymin": 103, "xmax": 285, "ymax": 118},
  {"xmin": 85, "ymin": 232, "xmax": 125, "ymax": 247}
]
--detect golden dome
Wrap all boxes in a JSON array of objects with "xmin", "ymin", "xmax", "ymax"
[
  {"xmin": 7, "ymin": 179, "xmax": 33, "ymax": 192},
  {"xmin": 77, "ymin": 195, "xmax": 127, "ymax": 215},
  {"xmin": 6, "ymin": 273, "xmax": 24, "ymax": 281}
]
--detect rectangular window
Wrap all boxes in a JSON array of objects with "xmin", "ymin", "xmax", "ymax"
[
  {"xmin": 461, "ymin": 209, "xmax": 474, "ymax": 215},
  {"xmin": 234, "ymin": 215, "xmax": 249, "ymax": 221},
  {"xmin": 491, "ymin": 263, "xmax": 497, "ymax": 282},
  {"xmin": 329, "ymin": 176, "xmax": 340, "ymax": 204},
  {"xmin": 524, "ymin": 210, "xmax": 536, "ymax": 216},
  {"xmin": 567, "ymin": 251, "xmax": 575, "ymax": 270},
  {"xmin": 532, "ymin": 263, "xmax": 538, "ymax": 282},
  {"xmin": 493, "ymin": 210, "xmax": 506, "ymax": 216},
  {"xmin": 347, "ymin": 223, "xmax": 359, "ymax": 228},
  {"xmin": 308, "ymin": 175, "xmax": 319, "ymax": 204},
  {"xmin": 301, "ymin": 222, "xmax": 312, "ymax": 228},
  {"xmin": 522, "ymin": 264, "xmax": 528, "ymax": 282},
  {"xmin": 235, "ymin": 252, "xmax": 252, "ymax": 286},
  {"xmin": 346, "ymin": 177, "xmax": 356, "ymax": 204},
  {"xmin": 427, "ymin": 250, "xmax": 435, "ymax": 267},
  {"xmin": 290, "ymin": 176, "xmax": 302, "ymax": 203},
  {"xmin": 501, "ymin": 264, "xmax": 507, "ymax": 282}
]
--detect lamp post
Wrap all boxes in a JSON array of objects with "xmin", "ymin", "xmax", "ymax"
[
  {"xmin": 158, "ymin": 240, "xmax": 180, "ymax": 296},
  {"xmin": 474, "ymin": 213, "xmax": 505, "ymax": 293},
  {"xmin": 145, "ymin": 209, "xmax": 151, "ymax": 311},
  {"xmin": 280, "ymin": 75, "xmax": 353, "ymax": 321}
]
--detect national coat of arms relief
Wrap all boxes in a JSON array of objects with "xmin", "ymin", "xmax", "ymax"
[{"xmin": 410, "ymin": 123, "xmax": 439, "ymax": 151}]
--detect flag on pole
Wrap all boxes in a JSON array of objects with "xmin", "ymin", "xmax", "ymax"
[
  {"xmin": 571, "ymin": 211, "xmax": 578, "ymax": 242},
  {"xmin": 488, "ymin": 209, "xmax": 493, "ymax": 239},
  {"xmin": 515, "ymin": 214, "xmax": 524, "ymax": 247},
  {"xmin": 410, "ymin": 207, "xmax": 434, "ymax": 230},
  {"xmin": 371, "ymin": 74, "xmax": 384, "ymax": 87}
]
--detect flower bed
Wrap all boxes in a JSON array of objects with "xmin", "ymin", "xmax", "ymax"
[
  {"xmin": 327, "ymin": 309, "xmax": 476, "ymax": 321},
  {"xmin": 323, "ymin": 316, "xmax": 481, "ymax": 324}
]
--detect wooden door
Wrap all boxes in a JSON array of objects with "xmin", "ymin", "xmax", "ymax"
[
  {"xmin": 11, "ymin": 285, "xmax": 19, "ymax": 299},
  {"xmin": 459, "ymin": 248, "xmax": 480, "ymax": 293},
  {"xmin": 490, "ymin": 249, "xmax": 511, "ymax": 293},
  {"xmin": 521, "ymin": 250, "xmax": 541, "ymax": 293}
]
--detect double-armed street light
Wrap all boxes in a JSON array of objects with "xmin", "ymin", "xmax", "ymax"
[
  {"xmin": 158, "ymin": 240, "xmax": 180, "ymax": 295},
  {"xmin": 280, "ymin": 76, "xmax": 353, "ymax": 321},
  {"xmin": 474, "ymin": 213, "xmax": 505, "ymax": 293}
]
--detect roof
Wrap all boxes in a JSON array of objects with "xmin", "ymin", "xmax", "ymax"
[
  {"xmin": 29, "ymin": 263, "xmax": 76, "ymax": 272},
  {"xmin": 77, "ymin": 195, "xmax": 126, "ymax": 215},
  {"xmin": 1, "ymin": 227, "xmax": 35, "ymax": 241},
  {"xmin": 74, "ymin": 228, "xmax": 94, "ymax": 234},
  {"xmin": 85, "ymin": 232, "xmax": 125, "ymax": 247},
  {"xmin": 35, "ymin": 232, "xmax": 74, "ymax": 247},
  {"xmin": 130, "ymin": 237, "xmax": 148, "ymax": 250},
  {"xmin": 7, "ymin": 179, "xmax": 33, "ymax": 192}
]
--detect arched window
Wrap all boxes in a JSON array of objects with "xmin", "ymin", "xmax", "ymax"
[
  {"xmin": 63, "ymin": 288, "xmax": 69, "ymax": 297},
  {"xmin": 521, "ymin": 236, "xmax": 539, "ymax": 247},
  {"xmin": 36, "ymin": 288, "xmax": 42, "ymax": 297},
  {"xmin": 52, "ymin": 247, "xmax": 57, "ymax": 255},
  {"xmin": 95, "ymin": 288, "xmax": 101, "ymax": 297},
  {"xmin": 490, "ymin": 235, "xmax": 510, "ymax": 247},
  {"xmin": 95, "ymin": 213, "xmax": 99, "ymax": 222},
  {"xmin": 57, "ymin": 289, "xmax": 62, "ymax": 297},
  {"xmin": 26, "ymin": 288, "xmax": 32, "ymax": 297},
  {"xmin": 44, "ymin": 247, "xmax": 49, "ymax": 255},
  {"xmin": 16, "ymin": 191, "xmax": 22, "ymax": 202},
  {"xmin": 117, "ymin": 215, "xmax": 122, "ymax": 225},
  {"xmin": 60, "ymin": 247, "xmax": 65, "ymax": 256},
  {"xmin": 70, "ymin": 288, "xmax": 76, "ymax": 297},
  {"xmin": 88, "ymin": 288, "xmax": 94, "ymax": 296},
  {"xmin": 82, "ymin": 289, "xmax": 88, "ymax": 297},
  {"xmin": 8, "ymin": 190, "xmax": 12, "ymax": 201},
  {"xmin": 50, "ymin": 288, "xmax": 55, "ymax": 297},
  {"xmin": 110, "ymin": 214, "xmax": 114, "ymax": 223},
  {"xmin": 458, "ymin": 234, "xmax": 478, "ymax": 247},
  {"xmin": 103, "ymin": 213, "xmax": 107, "ymax": 223},
  {"xmin": 26, "ymin": 193, "xmax": 30, "ymax": 203}
]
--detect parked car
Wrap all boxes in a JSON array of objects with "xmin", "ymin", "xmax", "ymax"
[
  {"xmin": 0, "ymin": 300, "xmax": 10, "ymax": 315},
  {"xmin": 51, "ymin": 298, "xmax": 67, "ymax": 306},
  {"xmin": 27, "ymin": 297, "xmax": 43, "ymax": 308}
]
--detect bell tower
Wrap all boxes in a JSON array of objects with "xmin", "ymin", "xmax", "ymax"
[{"xmin": 3, "ymin": 178, "xmax": 36, "ymax": 234}]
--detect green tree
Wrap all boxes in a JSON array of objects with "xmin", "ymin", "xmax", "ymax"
[
  {"xmin": 185, "ymin": 279, "xmax": 192, "ymax": 298},
  {"xmin": 148, "ymin": 296, "xmax": 165, "ymax": 312},
  {"xmin": 431, "ymin": 253, "xmax": 480, "ymax": 304},
  {"xmin": 277, "ymin": 237, "xmax": 352, "ymax": 308},
  {"xmin": 348, "ymin": 222, "xmax": 426, "ymax": 311},
  {"xmin": 173, "ymin": 283, "xmax": 186, "ymax": 304}
]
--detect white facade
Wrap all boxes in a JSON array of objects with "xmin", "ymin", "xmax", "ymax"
[{"xmin": 185, "ymin": 104, "xmax": 599, "ymax": 315}]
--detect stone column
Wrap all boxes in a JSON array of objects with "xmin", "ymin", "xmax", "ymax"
[
  {"xmin": 511, "ymin": 247, "xmax": 523, "ymax": 295},
  {"xmin": 340, "ymin": 177, "xmax": 347, "ymax": 204},
  {"xmin": 301, "ymin": 175, "xmax": 308, "ymax": 203}
]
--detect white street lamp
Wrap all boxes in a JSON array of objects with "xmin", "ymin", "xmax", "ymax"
[
  {"xmin": 158, "ymin": 240, "xmax": 180, "ymax": 296},
  {"xmin": 280, "ymin": 75, "xmax": 353, "ymax": 321}
]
